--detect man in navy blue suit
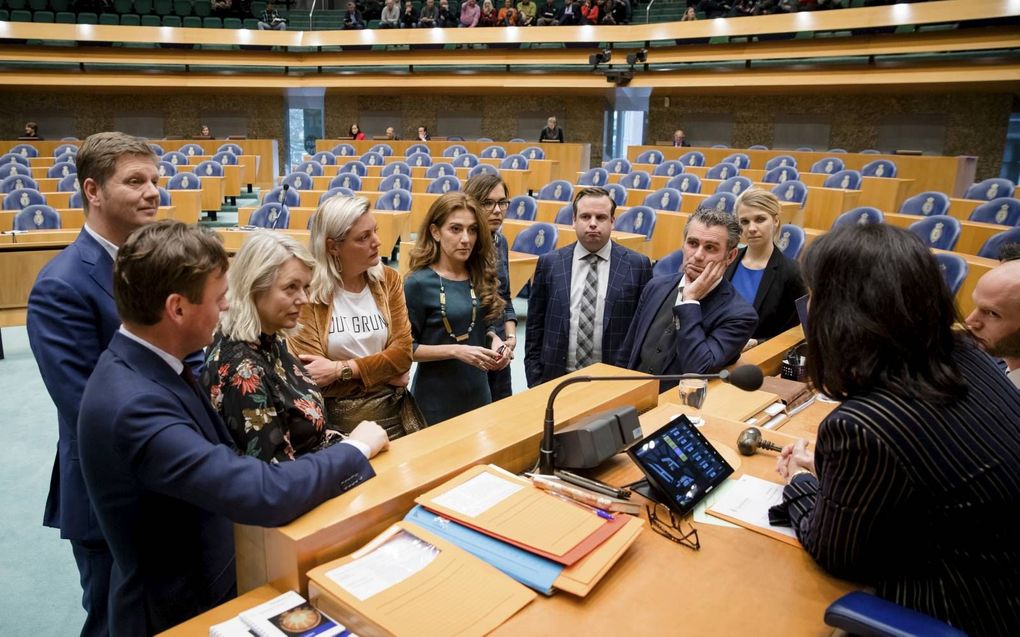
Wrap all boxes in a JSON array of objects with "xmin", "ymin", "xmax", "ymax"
[
  {"xmin": 27, "ymin": 131, "xmax": 163, "ymax": 637},
  {"xmin": 620, "ymin": 207, "xmax": 758, "ymax": 390},
  {"xmin": 525, "ymin": 186, "xmax": 652, "ymax": 386},
  {"xmin": 78, "ymin": 221, "xmax": 388, "ymax": 635}
]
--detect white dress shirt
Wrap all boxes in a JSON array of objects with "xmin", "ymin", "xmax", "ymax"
[
  {"xmin": 84, "ymin": 223, "xmax": 119, "ymax": 261},
  {"xmin": 567, "ymin": 240, "xmax": 612, "ymax": 371}
]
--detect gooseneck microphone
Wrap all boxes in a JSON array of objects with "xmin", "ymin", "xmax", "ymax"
[
  {"xmin": 538, "ymin": 365, "xmax": 765, "ymax": 475},
  {"xmin": 737, "ymin": 427, "xmax": 783, "ymax": 456}
]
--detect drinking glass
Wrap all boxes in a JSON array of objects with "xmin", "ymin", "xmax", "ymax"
[{"xmin": 678, "ymin": 379, "xmax": 708, "ymax": 425}]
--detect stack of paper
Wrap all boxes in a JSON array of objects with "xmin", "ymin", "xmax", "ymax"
[
  {"xmin": 208, "ymin": 590, "xmax": 350, "ymax": 637},
  {"xmin": 307, "ymin": 522, "xmax": 536, "ymax": 637},
  {"xmin": 706, "ymin": 474, "xmax": 801, "ymax": 547}
]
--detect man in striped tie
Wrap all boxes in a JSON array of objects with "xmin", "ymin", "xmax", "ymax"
[{"xmin": 525, "ymin": 187, "xmax": 652, "ymax": 387}]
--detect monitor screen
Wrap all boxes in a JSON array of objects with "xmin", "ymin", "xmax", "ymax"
[{"xmin": 626, "ymin": 414, "xmax": 733, "ymax": 515}]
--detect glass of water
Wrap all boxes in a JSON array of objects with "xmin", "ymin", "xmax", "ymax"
[{"xmin": 678, "ymin": 379, "xmax": 708, "ymax": 426}]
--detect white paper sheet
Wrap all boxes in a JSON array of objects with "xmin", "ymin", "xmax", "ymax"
[
  {"xmin": 430, "ymin": 471, "xmax": 523, "ymax": 518},
  {"xmin": 708, "ymin": 475, "xmax": 798, "ymax": 540},
  {"xmin": 326, "ymin": 530, "xmax": 439, "ymax": 601},
  {"xmin": 692, "ymin": 479, "xmax": 740, "ymax": 528}
]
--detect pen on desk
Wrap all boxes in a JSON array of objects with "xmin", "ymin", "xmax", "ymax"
[
  {"xmin": 554, "ymin": 470, "xmax": 631, "ymax": 499},
  {"xmin": 528, "ymin": 474, "xmax": 615, "ymax": 520},
  {"xmin": 548, "ymin": 491, "xmax": 615, "ymax": 520}
]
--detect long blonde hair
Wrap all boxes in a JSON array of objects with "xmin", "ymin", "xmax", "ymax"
[
  {"xmin": 734, "ymin": 188, "xmax": 782, "ymax": 242},
  {"xmin": 408, "ymin": 192, "xmax": 505, "ymax": 322},
  {"xmin": 307, "ymin": 194, "xmax": 384, "ymax": 305}
]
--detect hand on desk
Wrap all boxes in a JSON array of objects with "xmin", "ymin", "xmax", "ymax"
[
  {"xmin": 776, "ymin": 438, "xmax": 815, "ymax": 483},
  {"xmin": 349, "ymin": 420, "xmax": 389, "ymax": 458}
]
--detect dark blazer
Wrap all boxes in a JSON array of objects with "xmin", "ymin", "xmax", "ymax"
[
  {"xmin": 783, "ymin": 343, "xmax": 1020, "ymax": 636},
  {"xmin": 78, "ymin": 333, "xmax": 375, "ymax": 635},
  {"xmin": 618, "ymin": 272, "xmax": 757, "ymax": 389},
  {"xmin": 525, "ymin": 241, "xmax": 651, "ymax": 387},
  {"xmin": 493, "ymin": 231, "xmax": 517, "ymax": 338},
  {"xmin": 27, "ymin": 229, "xmax": 120, "ymax": 542},
  {"xmin": 725, "ymin": 246, "xmax": 806, "ymax": 341}
]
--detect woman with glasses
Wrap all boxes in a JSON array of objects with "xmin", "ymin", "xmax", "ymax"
[
  {"xmin": 404, "ymin": 192, "xmax": 510, "ymax": 424},
  {"xmin": 464, "ymin": 174, "xmax": 517, "ymax": 401}
]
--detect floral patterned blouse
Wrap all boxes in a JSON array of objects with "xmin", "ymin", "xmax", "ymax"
[{"xmin": 202, "ymin": 331, "xmax": 343, "ymax": 464}]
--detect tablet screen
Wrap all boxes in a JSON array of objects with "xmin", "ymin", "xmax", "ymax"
[{"xmin": 626, "ymin": 414, "xmax": 733, "ymax": 515}]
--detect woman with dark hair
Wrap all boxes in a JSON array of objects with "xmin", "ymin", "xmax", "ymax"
[
  {"xmin": 404, "ymin": 192, "xmax": 509, "ymax": 424},
  {"xmin": 775, "ymin": 223, "xmax": 1020, "ymax": 636},
  {"xmin": 349, "ymin": 123, "xmax": 366, "ymax": 141},
  {"xmin": 463, "ymin": 173, "xmax": 517, "ymax": 401},
  {"xmin": 725, "ymin": 188, "xmax": 805, "ymax": 347}
]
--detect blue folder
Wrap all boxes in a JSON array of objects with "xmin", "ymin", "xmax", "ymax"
[{"xmin": 403, "ymin": 505, "xmax": 563, "ymax": 595}]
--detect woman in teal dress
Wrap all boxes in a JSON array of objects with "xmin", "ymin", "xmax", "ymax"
[{"xmin": 404, "ymin": 192, "xmax": 510, "ymax": 424}]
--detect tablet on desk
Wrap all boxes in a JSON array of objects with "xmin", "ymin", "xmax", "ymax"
[{"xmin": 626, "ymin": 414, "xmax": 733, "ymax": 516}]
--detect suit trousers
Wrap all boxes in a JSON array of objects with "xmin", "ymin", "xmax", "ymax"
[{"xmin": 71, "ymin": 538, "xmax": 113, "ymax": 637}]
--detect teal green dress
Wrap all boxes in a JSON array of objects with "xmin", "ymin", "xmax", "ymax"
[{"xmin": 404, "ymin": 267, "xmax": 494, "ymax": 425}]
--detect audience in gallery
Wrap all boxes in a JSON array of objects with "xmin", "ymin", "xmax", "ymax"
[
  {"xmin": 404, "ymin": 192, "xmax": 509, "ymax": 425},
  {"xmin": 202, "ymin": 231, "xmax": 390, "ymax": 461},
  {"xmin": 418, "ymin": 0, "xmax": 439, "ymax": 25},
  {"xmin": 774, "ymin": 223, "xmax": 1020, "ymax": 636},
  {"xmin": 497, "ymin": 0, "xmax": 518, "ymax": 25},
  {"xmin": 384, "ymin": 125, "xmax": 400, "ymax": 139},
  {"xmin": 538, "ymin": 116, "xmax": 564, "ymax": 142},
  {"xmin": 343, "ymin": 1, "xmax": 367, "ymax": 29},
  {"xmin": 516, "ymin": 0, "xmax": 537, "ymax": 24},
  {"xmin": 965, "ymin": 259, "xmax": 1020, "ymax": 389},
  {"xmin": 287, "ymin": 195, "xmax": 419, "ymax": 440},
  {"xmin": 400, "ymin": 0, "xmax": 420, "ymax": 27},
  {"xmin": 536, "ymin": 0, "xmax": 561, "ymax": 25},
  {"xmin": 619, "ymin": 206, "xmax": 758, "ymax": 391},
  {"xmin": 725, "ymin": 188, "xmax": 806, "ymax": 347},
  {"xmin": 463, "ymin": 173, "xmax": 519, "ymax": 401},
  {"xmin": 379, "ymin": 0, "xmax": 401, "ymax": 27},
  {"xmin": 417, "ymin": 125, "xmax": 432, "ymax": 141},
  {"xmin": 257, "ymin": 1, "xmax": 286, "ymax": 30},
  {"xmin": 22, "ymin": 121, "xmax": 39, "ymax": 139},
  {"xmin": 480, "ymin": 0, "xmax": 499, "ymax": 26},
  {"xmin": 438, "ymin": 0, "xmax": 458, "ymax": 26},
  {"xmin": 77, "ymin": 221, "xmax": 387, "ymax": 635},
  {"xmin": 672, "ymin": 128, "xmax": 690, "ymax": 147},
  {"xmin": 197, "ymin": 124, "xmax": 213, "ymax": 138},
  {"xmin": 681, "ymin": 5, "xmax": 697, "ymax": 20},
  {"xmin": 349, "ymin": 123, "xmax": 366, "ymax": 140},
  {"xmin": 460, "ymin": 0, "xmax": 481, "ymax": 26},
  {"xmin": 526, "ymin": 186, "xmax": 652, "ymax": 387}
]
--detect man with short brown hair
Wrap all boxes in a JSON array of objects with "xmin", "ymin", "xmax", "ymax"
[{"xmin": 27, "ymin": 131, "xmax": 160, "ymax": 637}]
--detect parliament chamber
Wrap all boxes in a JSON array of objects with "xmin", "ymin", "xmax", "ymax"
[{"xmin": 2, "ymin": 0, "xmax": 1019, "ymax": 634}]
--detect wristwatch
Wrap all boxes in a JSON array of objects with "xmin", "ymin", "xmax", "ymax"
[{"xmin": 339, "ymin": 361, "xmax": 354, "ymax": 381}]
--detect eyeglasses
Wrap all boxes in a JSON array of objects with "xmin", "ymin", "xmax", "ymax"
[
  {"xmin": 646, "ymin": 503, "xmax": 700, "ymax": 551},
  {"xmin": 481, "ymin": 199, "xmax": 511, "ymax": 212}
]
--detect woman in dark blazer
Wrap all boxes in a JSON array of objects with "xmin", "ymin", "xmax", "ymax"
[
  {"xmin": 775, "ymin": 224, "xmax": 1020, "ymax": 636},
  {"xmin": 725, "ymin": 188, "xmax": 805, "ymax": 346}
]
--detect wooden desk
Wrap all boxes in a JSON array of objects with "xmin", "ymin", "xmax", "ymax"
[
  {"xmin": 156, "ymin": 585, "xmax": 284, "ymax": 637},
  {"xmin": 491, "ymin": 403, "xmax": 853, "ymax": 635}
]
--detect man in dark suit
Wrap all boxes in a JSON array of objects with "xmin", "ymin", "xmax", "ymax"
[
  {"xmin": 619, "ymin": 207, "xmax": 757, "ymax": 390},
  {"xmin": 78, "ymin": 221, "xmax": 389, "ymax": 635},
  {"xmin": 672, "ymin": 129, "xmax": 690, "ymax": 147},
  {"xmin": 27, "ymin": 131, "xmax": 163, "ymax": 637},
  {"xmin": 525, "ymin": 186, "xmax": 652, "ymax": 386}
]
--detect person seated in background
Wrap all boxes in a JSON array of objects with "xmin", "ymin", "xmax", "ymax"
[
  {"xmin": 437, "ymin": 0, "xmax": 458, "ymax": 27},
  {"xmin": 258, "ymin": 2, "xmax": 287, "ymax": 30},
  {"xmin": 619, "ymin": 207, "xmax": 757, "ymax": 390},
  {"xmin": 288, "ymin": 195, "xmax": 418, "ymax": 440},
  {"xmin": 536, "ymin": 0, "xmax": 561, "ymax": 25},
  {"xmin": 384, "ymin": 126, "xmax": 401, "ymax": 140},
  {"xmin": 400, "ymin": 0, "xmax": 419, "ymax": 27},
  {"xmin": 538, "ymin": 115, "xmax": 564, "ymax": 142},
  {"xmin": 516, "ymin": 0, "xmax": 536, "ymax": 25},
  {"xmin": 196, "ymin": 124, "xmax": 212, "ymax": 139},
  {"xmin": 580, "ymin": 0, "xmax": 598, "ymax": 25},
  {"xmin": 202, "ymin": 231, "xmax": 389, "ymax": 462},
  {"xmin": 362, "ymin": 0, "xmax": 383, "ymax": 20},
  {"xmin": 498, "ymin": 0, "xmax": 518, "ymax": 25},
  {"xmin": 348, "ymin": 123, "xmax": 366, "ymax": 140},
  {"xmin": 379, "ymin": 0, "xmax": 400, "ymax": 27},
  {"xmin": 965, "ymin": 259, "xmax": 1020, "ymax": 388},
  {"xmin": 343, "ymin": 1, "xmax": 366, "ymax": 30},
  {"xmin": 609, "ymin": 0, "xmax": 628, "ymax": 24},
  {"xmin": 479, "ymin": 0, "xmax": 499, "ymax": 25},
  {"xmin": 78, "ymin": 221, "xmax": 388, "ymax": 634},
  {"xmin": 725, "ymin": 189, "xmax": 806, "ymax": 348},
  {"xmin": 672, "ymin": 128, "xmax": 690, "ymax": 147},
  {"xmin": 774, "ymin": 224, "xmax": 1020, "ymax": 636},
  {"xmin": 211, "ymin": 0, "xmax": 232, "ymax": 15},
  {"xmin": 418, "ymin": 0, "xmax": 438, "ymax": 26},
  {"xmin": 417, "ymin": 125, "xmax": 432, "ymax": 141},
  {"xmin": 459, "ymin": 0, "xmax": 481, "ymax": 26},
  {"xmin": 681, "ymin": 5, "xmax": 698, "ymax": 20},
  {"xmin": 558, "ymin": 0, "xmax": 580, "ymax": 25},
  {"xmin": 22, "ymin": 121, "xmax": 39, "ymax": 139}
]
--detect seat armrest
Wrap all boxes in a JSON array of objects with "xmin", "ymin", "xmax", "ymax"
[{"xmin": 824, "ymin": 591, "xmax": 968, "ymax": 637}]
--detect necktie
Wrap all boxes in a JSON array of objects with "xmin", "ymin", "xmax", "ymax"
[
  {"xmin": 575, "ymin": 253, "xmax": 600, "ymax": 369},
  {"xmin": 180, "ymin": 367, "xmax": 205, "ymax": 401}
]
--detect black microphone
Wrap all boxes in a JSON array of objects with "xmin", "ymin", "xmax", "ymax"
[
  {"xmin": 737, "ymin": 427, "xmax": 783, "ymax": 456},
  {"xmin": 538, "ymin": 365, "xmax": 765, "ymax": 475}
]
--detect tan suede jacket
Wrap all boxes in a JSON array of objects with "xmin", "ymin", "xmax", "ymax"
[{"xmin": 287, "ymin": 266, "xmax": 413, "ymax": 398}]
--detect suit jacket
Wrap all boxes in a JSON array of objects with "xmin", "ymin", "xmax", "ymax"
[
  {"xmin": 782, "ymin": 343, "xmax": 1020, "ymax": 636},
  {"xmin": 618, "ymin": 272, "xmax": 757, "ymax": 389},
  {"xmin": 525, "ymin": 241, "xmax": 651, "ymax": 387},
  {"xmin": 27, "ymin": 229, "xmax": 120, "ymax": 542},
  {"xmin": 725, "ymin": 246, "xmax": 806, "ymax": 341},
  {"xmin": 78, "ymin": 333, "xmax": 375, "ymax": 635}
]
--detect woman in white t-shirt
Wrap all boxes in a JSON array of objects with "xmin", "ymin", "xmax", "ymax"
[{"xmin": 288, "ymin": 195, "xmax": 418, "ymax": 439}]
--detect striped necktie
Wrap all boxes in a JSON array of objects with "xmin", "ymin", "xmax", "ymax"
[{"xmin": 575, "ymin": 253, "xmax": 600, "ymax": 369}]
